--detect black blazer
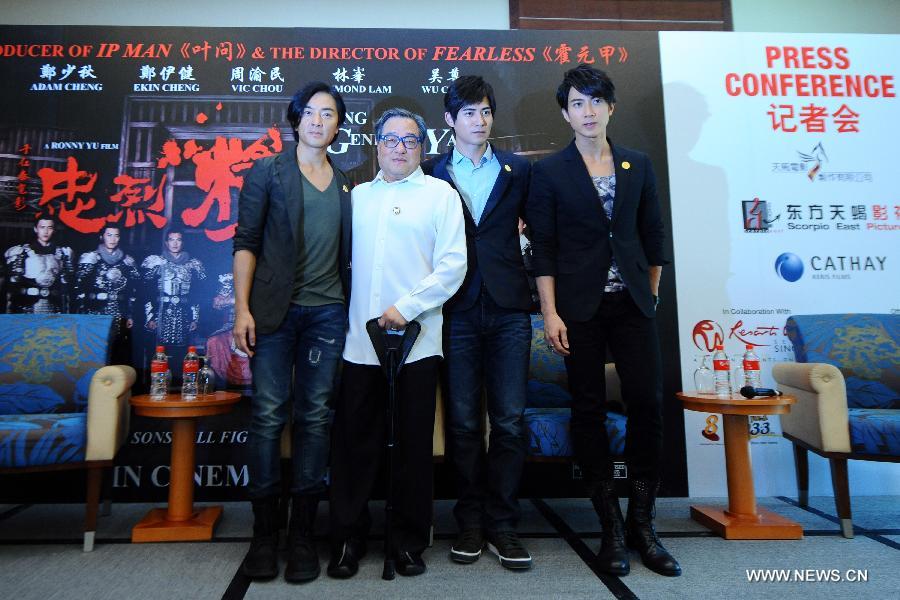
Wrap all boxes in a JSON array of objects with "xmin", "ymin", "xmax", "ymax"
[
  {"xmin": 422, "ymin": 148, "xmax": 534, "ymax": 313},
  {"xmin": 233, "ymin": 143, "xmax": 352, "ymax": 334},
  {"xmin": 526, "ymin": 139, "xmax": 668, "ymax": 321}
]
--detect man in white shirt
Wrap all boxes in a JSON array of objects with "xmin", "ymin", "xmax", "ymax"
[{"xmin": 328, "ymin": 108, "xmax": 466, "ymax": 579}]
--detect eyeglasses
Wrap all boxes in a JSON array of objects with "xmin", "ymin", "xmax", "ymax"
[{"xmin": 378, "ymin": 134, "xmax": 422, "ymax": 149}]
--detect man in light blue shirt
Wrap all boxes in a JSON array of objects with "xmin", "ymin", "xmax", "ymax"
[
  {"xmin": 446, "ymin": 142, "xmax": 501, "ymax": 225},
  {"xmin": 423, "ymin": 76, "xmax": 535, "ymax": 571}
]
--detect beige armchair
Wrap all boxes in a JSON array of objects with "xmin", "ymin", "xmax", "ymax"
[{"xmin": 773, "ymin": 313, "xmax": 900, "ymax": 538}]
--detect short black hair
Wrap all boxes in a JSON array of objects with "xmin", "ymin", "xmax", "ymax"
[
  {"xmin": 164, "ymin": 228, "xmax": 184, "ymax": 241},
  {"xmin": 100, "ymin": 224, "xmax": 121, "ymax": 237},
  {"xmin": 556, "ymin": 64, "xmax": 616, "ymax": 110},
  {"xmin": 287, "ymin": 82, "xmax": 347, "ymax": 142},
  {"xmin": 444, "ymin": 75, "xmax": 497, "ymax": 120}
]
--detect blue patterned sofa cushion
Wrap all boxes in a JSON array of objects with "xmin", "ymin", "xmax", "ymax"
[
  {"xmin": 0, "ymin": 314, "xmax": 112, "ymax": 414},
  {"xmin": 529, "ymin": 316, "xmax": 568, "ymax": 388},
  {"xmin": 785, "ymin": 314, "xmax": 899, "ymax": 409},
  {"xmin": 525, "ymin": 408, "xmax": 626, "ymax": 458},
  {"xmin": 0, "ymin": 413, "xmax": 87, "ymax": 467},
  {"xmin": 526, "ymin": 315, "xmax": 627, "ymax": 458},
  {"xmin": 848, "ymin": 409, "xmax": 900, "ymax": 457}
]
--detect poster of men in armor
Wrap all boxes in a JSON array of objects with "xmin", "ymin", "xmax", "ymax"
[
  {"xmin": 1, "ymin": 217, "xmax": 73, "ymax": 314},
  {"xmin": 74, "ymin": 224, "xmax": 141, "ymax": 362},
  {"xmin": 141, "ymin": 229, "xmax": 207, "ymax": 364}
]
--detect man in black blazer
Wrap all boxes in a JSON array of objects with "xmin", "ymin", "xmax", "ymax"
[
  {"xmin": 527, "ymin": 65, "xmax": 681, "ymax": 577},
  {"xmin": 233, "ymin": 82, "xmax": 352, "ymax": 583},
  {"xmin": 422, "ymin": 76, "xmax": 534, "ymax": 570}
]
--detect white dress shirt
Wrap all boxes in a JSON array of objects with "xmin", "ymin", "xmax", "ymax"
[{"xmin": 343, "ymin": 166, "xmax": 467, "ymax": 366}]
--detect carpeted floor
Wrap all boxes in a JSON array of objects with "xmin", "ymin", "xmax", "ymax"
[{"xmin": 0, "ymin": 496, "xmax": 897, "ymax": 599}]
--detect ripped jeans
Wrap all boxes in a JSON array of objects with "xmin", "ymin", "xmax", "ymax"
[{"xmin": 248, "ymin": 303, "xmax": 345, "ymax": 498}]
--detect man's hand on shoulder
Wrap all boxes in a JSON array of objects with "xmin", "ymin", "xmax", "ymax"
[{"xmin": 233, "ymin": 309, "xmax": 256, "ymax": 357}]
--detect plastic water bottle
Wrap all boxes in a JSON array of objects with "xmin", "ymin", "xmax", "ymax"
[
  {"xmin": 742, "ymin": 344, "xmax": 762, "ymax": 388},
  {"xmin": 198, "ymin": 356, "xmax": 215, "ymax": 396},
  {"xmin": 713, "ymin": 344, "xmax": 731, "ymax": 397},
  {"xmin": 182, "ymin": 346, "xmax": 200, "ymax": 400},
  {"xmin": 149, "ymin": 346, "xmax": 169, "ymax": 400}
]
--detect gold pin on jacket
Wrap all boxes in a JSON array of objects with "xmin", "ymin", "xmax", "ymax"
[
  {"xmin": 342, "ymin": 184, "xmax": 349, "ymax": 192},
  {"xmin": 622, "ymin": 161, "xmax": 631, "ymax": 170},
  {"xmin": 504, "ymin": 164, "xmax": 511, "ymax": 172}
]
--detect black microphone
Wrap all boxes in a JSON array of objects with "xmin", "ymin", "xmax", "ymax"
[{"xmin": 740, "ymin": 386, "xmax": 783, "ymax": 399}]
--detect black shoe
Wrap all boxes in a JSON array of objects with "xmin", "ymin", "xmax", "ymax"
[
  {"xmin": 327, "ymin": 538, "xmax": 366, "ymax": 579},
  {"xmin": 590, "ymin": 478, "xmax": 630, "ymax": 576},
  {"xmin": 241, "ymin": 497, "xmax": 279, "ymax": 580},
  {"xmin": 395, "ymin": 550, "xmax": 427, "ymax": 576},
  {"xmin": 450, "ymin": 528, "xmax": 484, "ymax": 564},
  {"xmin": 284, "ymin": 495, "xmax": 320, "ymax": 583},
  {"xmin": 625, "ymin": 478, "xmax": 682, "ymax": 577},
  {"xmin": 486, "ymin": 531, "xmax": 532, "ymax": 570}
]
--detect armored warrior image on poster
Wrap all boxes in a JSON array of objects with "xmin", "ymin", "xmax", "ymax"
[
  {"xmin": 1, "ymin": 217, "xmax": 73, "ymax": 314},
  {"xmin": 205, "ymin": 272, "xmax": 252, "ymax": 386},
  {"xmin": 74, "ymin": 225, "xmax": 141, "ymax": 359},
  {"xmin": 142, "ymin": 229, "xmax": 206, "ymax": 346}
]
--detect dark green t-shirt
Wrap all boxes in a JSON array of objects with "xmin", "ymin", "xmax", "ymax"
[{"xmin": 291, "ymin": 173, "xmax": 344, "ymax": 306}]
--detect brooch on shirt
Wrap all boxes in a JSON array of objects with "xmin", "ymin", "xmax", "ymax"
[{"xmin": 392, "ymin": 206, "xmax": 401, "ymax": 215}]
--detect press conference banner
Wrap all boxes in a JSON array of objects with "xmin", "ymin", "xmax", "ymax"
[
  {"xmin": 0, "ymin": 26, "xmax": 686, "ymax": 501},
  {"xmin": 660, "ymin": 32, "xmax": 899, "ymax": 496}
]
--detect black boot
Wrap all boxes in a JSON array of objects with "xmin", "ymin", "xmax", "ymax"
[
  {"xmin": 589, "ymin": 478, "xmax": 630, "ymax": 576},
  {"xmin": 625, "ymin": 478, "xmax": 682, "ymax": 577},
  {"xmin": 241, "ymin": 497, "xmax": 279, "ymax": 579},
  {"xmin": 284, "ymin": 494, "xmax": 321, "ymax": 583}
]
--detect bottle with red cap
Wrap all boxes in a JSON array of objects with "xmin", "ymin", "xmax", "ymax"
[
  {"xmin": 742, "ymin": 344, "xmax": 762, "ymax": 388},
  {"xmin": 149, "ymin": 346, "xmax": 169, "ymax": 400},
  {"xmin": 181, "ymin": 346, "xmax": 200, "ymax": 400},
  {"xmin": 713, "ymin": 344, "xmax": 731, "ymax": 397}
]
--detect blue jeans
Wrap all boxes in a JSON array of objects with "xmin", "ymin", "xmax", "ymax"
[
  {"xmin": 443, "ymin": 291, "xmax": 531, "ymax": 532},
  {"xmin": 248, "ymin": 303, "xmax": 345, "ymax": 498}
]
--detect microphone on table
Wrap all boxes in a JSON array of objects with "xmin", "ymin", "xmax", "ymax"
[{"xmin": 740, "ymin": 386, "xmax": 783, "ymax": 399}]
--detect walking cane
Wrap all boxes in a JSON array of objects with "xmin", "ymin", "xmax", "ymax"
[{"xmin": 366, "ymin": 317, "xmax": 421, "ymax": 581}]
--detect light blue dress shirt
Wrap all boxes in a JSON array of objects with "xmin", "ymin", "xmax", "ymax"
[{"xmin": 446, "ymin": 144, "xmax": 501, "ymax": 225}]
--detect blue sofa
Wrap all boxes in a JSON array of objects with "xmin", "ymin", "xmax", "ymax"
[
  {"xmin": 0, "ymin": 314, "xmax": 135, "ymax": 550},
  {"xmin": 524, "ymin": 315, "xmax": 626, "ymax": 460}
]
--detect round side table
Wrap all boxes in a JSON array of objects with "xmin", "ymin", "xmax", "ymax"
[
  {"xmin": 678, "ymin": 391, "xmax": 803, "ymax": 540},
  {"xmin": 130, "ymin": 391, "xmax": 242, "ymax": 543}
]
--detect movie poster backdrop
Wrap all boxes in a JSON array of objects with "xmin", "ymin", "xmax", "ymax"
[{"xmin": 0, "ymin": 26, "xmax": 684, "ymax": 501}]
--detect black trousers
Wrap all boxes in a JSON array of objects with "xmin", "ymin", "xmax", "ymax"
[
  {"xmin": 329, "ymin": 357, "xmax": 438, "ymax": 554},
  {"xmin": 563, "ymin": 291, "xmax": 664, "ymax": 483}
]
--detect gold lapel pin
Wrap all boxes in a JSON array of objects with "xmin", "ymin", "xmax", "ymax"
[
  {"xmin": 504, "ymin": 164, "xmax": 512, "ymax": 173},
  {"xmin": 342, "ymin": 184, "xmax": 349, "ymax": 192},
  {"xmin": 622, "ymin": 161, "xmax": 631, "ymax": 170}
]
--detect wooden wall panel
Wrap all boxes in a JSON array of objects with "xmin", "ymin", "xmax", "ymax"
[{"xmin": 510, "ymin": 0, "xmax": 733, "ymax": 31}]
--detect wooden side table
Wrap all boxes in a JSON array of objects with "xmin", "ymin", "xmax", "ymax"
[
  {"xmin": 678, "ymin": 391, "xmax": 803, "ymax": 540},
  {"xmin": 130, "ymin": 391, "xmax": 242, "ymax": 543}
]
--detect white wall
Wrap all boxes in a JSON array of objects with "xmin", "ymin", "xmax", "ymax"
[
  {"xmin": 732, "ymin": 0, "xmax": 900, "ymax": 33},
  {"xmin": 0, "ymin": 0, "xmax": 510, "ymax": 28}
]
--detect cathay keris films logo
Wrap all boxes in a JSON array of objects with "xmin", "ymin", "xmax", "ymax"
[{"xmin": 775, "ymin": 252, "xmax": 804, "ymax": 282}]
